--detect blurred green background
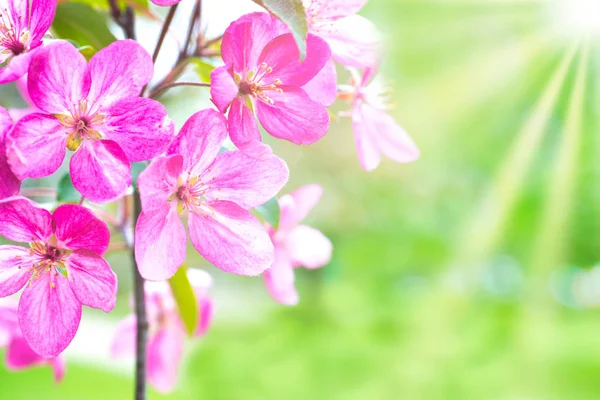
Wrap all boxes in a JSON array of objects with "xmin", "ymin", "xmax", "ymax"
[{"xmin": 3, "ymin": 0, "xmax": 600, "ymax": 399}]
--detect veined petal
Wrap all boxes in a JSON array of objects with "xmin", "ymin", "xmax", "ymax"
[
  {"xmin": 0, "ymin": 245, "xmax": 32, "ymax": 297},
  {"xmin": 302, "ymin": 58, "xmax": 337, "ymax": 107},
  {"xmin": 279, "ymin": 184, "xmax": 323, "ymax": 230},
  {"xmin": 167, "ymin": 109, "xmax": 227, "ymax": 177},
  {"xmin": 210, "ymin": 66, "xmax": 238, "ymax": 113},
  {"xmin": 70, "ymin": 140, "xmax": 131, "ymax": 203},
  {"xmin": 103, "ymin": 97, "xmax": 174, "ymax": 162},
  {"xmin": 53, "ymin": 204, "xmax": 110, "ymax": 255},
  {"xmin": 147, "ymin": 326, "xmax": 185, "ymax": 394},
  {"xmin": 6, "ymin": 113, "xmax": 67, "ymax": 180},
  {"xmin": 228, "ymin": 97, "xmax": 273, "ymax": 159},
  {"xmin": 0, "ymin": 50, "xmax": 35, "ymax": 84},
  {"xmin": 0, "ymin": 107, "xmax": 20, "ymax": 199},
  {"xmin": 135, "ymin": 205, "xmax": 187, "ymax": 281},
  {"xmin": 203, "ymin": 151, "xmax": 288, "ymax": 209},
  {"xmin": 0, "ymin": 197, "xmax": 52, "ymax": 243},
  {"xmin": 18, "ymin": 272, "xmax": 82, "ymax": 358},
  {"xmin": 150, "ymin": 0, "xmax": 181, "ymax": 6},
  {"xmin": 319, "ymin": 15, "xmax": 381, "ymax": 68},
  {"xmin": 303, "ymin": 0, "xmax": 367, "ymax": 19},
  {"xmin": 256, "ymin": 87, "xmax": 329, "ymax": 145},
  {"xmin": 138, "ymin": 154, "xmax": 182, "ymax": 211},
  {"xmin": 264, "ymin": 247, "xmax": 298, "ymax": 306},
  {"xmin": 6, "ymin": 335, "xmax": 46, "ymax": 370},
  {"xmin": 188, "ymin": 200, "xmax": 274, "ymax": 276},
  {"xmin": 30, "ymin": 0, "xmax": 57, "ymax": 45},
  {"xmin": 285, "ymin": 225, "xmax": 332, "ymax": 269},
  {"xmin": 110, "ymin": 314, "xmax": 136, "ymax": 358},
  {"xmin": 66, "ymin": 250, "xmax": 117, "ymax": 313}
]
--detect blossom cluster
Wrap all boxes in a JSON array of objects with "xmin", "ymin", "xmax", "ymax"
[{"xmin": 0, "ymin": 0, "xmax": 417, "ymax": 392}]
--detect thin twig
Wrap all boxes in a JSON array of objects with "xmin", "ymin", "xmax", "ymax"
[
  {"xmin": 152, "ymin": 4, "xmax": 179, "ymax": 64},
  {"xmin": 18, "ymin": 188, "xmax": 57, "ymax": 197},
  {"xmin": 180, "ymin": 0, "xmax": 201, "ymax": 60},
  {"xmin": 148, "ymin": 81, "xmax": 210, "ymax": 99}
]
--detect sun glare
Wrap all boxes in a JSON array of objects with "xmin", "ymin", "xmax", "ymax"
[{"xmin": 553, "ymin": 0, "xmax": 600, "ymax": 37}]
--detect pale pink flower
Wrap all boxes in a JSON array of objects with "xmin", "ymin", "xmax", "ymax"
[
  {"xmin": 111, "ymin": 269, "xmax": 213, "ymax": 393},
  {"xmin": 264, "ymin": 185, "xmax": 332, "ymax": 305},
  {"xmin": 135, "ymin": 109, "xmax": 289, "ymax": 280},
  {"xmin": 0, "ymin": 301, "xmax": 66, "ymax": 382},
  {"xmin": 210, "ymin": 12, "xmax": 335, "ymax": 158},
  {"xmin": 0, "ymin": 197, "xmax": 117, "ymax": 357},
  {"xmin": 0, "ymin": 0, "xmax": 56, "ymax": 83},
  {"xmin": 6, "ymin": 40, "xmax": 175, "ymax": 203},
  {"xmin": 0, "ymin": 106, "xmax": 20, "ymax": 199},
  {"xmin": 303, "ymin": 0, "xmax": 381, "ymax": 68},
  {"xmin": 341, "ymin": 67, "xmax": 419, "ymax": 171}
]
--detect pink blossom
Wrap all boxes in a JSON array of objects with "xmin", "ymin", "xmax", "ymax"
[
  {"xmin": 341, "ymin": 67, "xmax": 419, "ymax": 171},
  {"xmin": 0, "ymin": 197, "xmax": 117, "ymax": 357},
  {"xmin": 149, "ymin": 0, "xmax": 181, "ymax": 6},
  {"xmin": 111, "ymin": 269, "xmax": 213, "ymax": 393},
  {"xmin": 6, "ymin": 40, "xmax": 175, "ymax": 203},
  {"xmin": 0, "ymin": 0, "xmax": 56, "ymax": 83},
  {"xmin": 0, "ymin": 106, "xmax": 21, "ymax": 199},
  {"xmin": 135, "ymin": 109, "xmax": 289, "ymax": 280},
  {"xmin": 264, "ymin": 185, "xmax": 332, "ymax": 305},
  {"xmin": 303, "ymin": 0, "xmax": 381, "ymax": 68},
  {"xmin": 210, "ymin": 12, "xmax": 335, "ymax": 158},
  {"xmin": 0, "ymin": 301, "xmax": 65, "ymax": 382}
]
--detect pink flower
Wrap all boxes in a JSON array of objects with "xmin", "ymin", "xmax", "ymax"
[
  {"xmin": 303, "ymin": 0, "xmax": 381, "ymax": 68},
  {"xmin": 111, "ymin": 269, "xmax": 213, "ymax": 393},
  {"xmin": 0, "ymin": 301, "xmax": 66, "ymax": 382},
  {"xmin": 6, "ymin": 40, "xmax": 175, "ymax": 203},
  {"xmin": 0, "ymin": 0, "xmax": 56, "ymax": 83},
  {"xmin": 0, "ymin": 197, "xmax": 117, "ymax": 357},
  {"xmin": 149, "ymin": 0, "xmax": 181, "ymax": 6},
  {"xmin": 210, "ymin": 12, "xmax": 334, "ymax": 158},
  {"xmin": 135, "ymin": 109, "xmax": 289, "ymax": 280},
  {"xmin": 264, "ymin": 185, "xmax": 332, "ymax": 305},
  {"xmin": 341, "ymin": 67, "xmax": 419, "ymax": 171},
  {"xmin": 0, "ymin": 106, "xmax": 21, "ymax": 199}
]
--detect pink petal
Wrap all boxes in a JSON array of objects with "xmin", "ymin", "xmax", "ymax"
[
  {"xmin": 194, "ymin": 297, "xmax": 214, "ymax": 337},
  {"xmin": 202, "ymin": 151, "xmax": 288, "ymax": 209},
  {"xmin": 0, "ymin": 50, "xmax": 35, "ymax": 84},
  {"xmin": 188, "ymin": 200, "xmax": 274, "ymax": 276},
  {"xmin": 264, "ymin": 247, "xmax": 298, "ymax": 306},
  {"xmin": 70, "ymin": 140, "xmax": 131, "ymax": 203},
  {"xmin": 279, "ymin": 184, "xmax": 323, "ymax": 230},
  {"xmin": 167, "ymin": 109, "xmax": 227, "ymax": 177},
  {"xmin": 285, "ymin": 225, "xmax": 332, "ymax": 269},
  {"xmin": 51, "ymin": 356, "xmax": 67, "ymax": 383},
  {"xmin": 84, "ymin": 40, "xmax": 153, "ymax": 106},
  {"xmin": 320, "ymin": 15, "xmax": 381, "ymax": 68},
  {"xmin": 27, "ymin": 41, "xmax": 87, "ymax": 114},
  {"xmin": 29, "ymin": 0, "xmax": 57, "ymax": 45},
  {"xmin": 66, "ymin": 249, "xmax": 117, "ymax": 313},
  {"xmin": 0, "ymin": 245, "xmax": 32, "ymax": 297},
  {"xmin": 0, "ymin": 304, "xmax": 18, "ymax": 347},
  {"xmin": 150, "ymin": 0, "xmax": 181, "ymax": 6},
  {"xmin": 18, "ymin": 272, "xmax": 82, "ymax": 358},
  {"xmin": 256, "ymin": 87, "xmax": 329, "ymax": 145},
  {"xmin": 0, "ymin": 108, "xmax": 20, "ymax": 199},
  {"xmin": 6, "ymin": 113, "xmax": 67, "ymax": 180},
  {"xmin": 53, "ymin": 204, "xmax": 110, "ymax": 255},
  {"xmin": 303, "ymin": 0, "xmax": 367, "ymax": 19},
  {"xmin": 138, "ymin": 154, "xmax": 182, "ymax": 211},
  {"xmin": 302, "ymin": 58, "xmax": 337, "ymax": 107},
  {"xmin": 352, "ymin": 104, "xmax": 381, "ymax": 171},
  {"xmin": 135, "ymin": 205, "xmax": 187, "ymax": 281},
  {"xmin": 111, "ymin": 314, "xmax": 136, "ymax": 358},
  {"xmin": 210, "ymin": 66, "xmax": 238, "ymax": 113},
  {"xmin": 147, "ymin": 326, "xmax": 185, "ymax": 394},
  {"xmin": 0, "ymin": 197, "xmax": 53, "ymax": 242},
  {"xmin": 6, "ymin": 335, "xmax": 46, "ymax": 370},
  {"xmin": 228, "ymin": 97, "xmax": 273, "ymax": 159}
]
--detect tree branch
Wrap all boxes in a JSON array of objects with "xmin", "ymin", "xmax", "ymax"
[
  {"xmin": 148, "ymin": 81, "xmax": 210, "ymax": 99},
  {"xmin": 152, "ymin": 4, "xmax": 179, "ymax": 64}
]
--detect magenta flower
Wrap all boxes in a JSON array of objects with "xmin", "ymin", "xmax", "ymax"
[
  {"xmin": 210, "ymin": 12, "xmax": 334, "ymax": 158},
  {"xmin": 0, "ymin": 197, "xmax": 117, "ymax": 357},
  {"xmin": 0, "ymin": 106, "xmax": 21, "ymax": 199},
  {"xmin": 6, "ymin": 40, "xmax": 175, "ymax": 203},
  {"xmin": 149, "ymin": 0, "xmax": 181, "ymax": 6},
  {"xmin": 0, "ymin": 0, "xmax": 55, "ymax": 83},
  {"xmin": 303, "ymin": 0, "xmax": 381, "ymax": 68},
  {"xmin": 111, "ymin": 269, "xmax": 213, "ymax": 393},
  {"xmin": 0, "ymin": 301, "xmax": 65, "ymax": 382},
  {"xmin": 341, "ymin": 67, "xmax": 419, "ymax": 171},
  {"xmin": 264, "ymin": 185, "xmax": 332, "ymax": 305},
  {"xmin": 135, "ymin": 109, "xmax": 289, "ymax": 280}
]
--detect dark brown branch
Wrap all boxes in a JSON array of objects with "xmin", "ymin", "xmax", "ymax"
[{"xmin": 152, "ymin": 5, "xmax": 179, "ymax": 64}]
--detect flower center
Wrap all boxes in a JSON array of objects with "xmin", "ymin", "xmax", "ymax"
[
  {"xmin": 56, "ymin": 100, "xmax": 105, "ymax": 151},
  {"xmin": 239, "ymin": 62, "xmax": 283, "ymax": 105},
  {"xmin": 0, "ymin": 9, "xmax": 30, "ymax": 63},
  {"xmin": 18, "ymin": 239, "xmax": 70, "ymax": 288},
  {"xmin": 171, "ymin": 173, "xmax": 219, "ymax": 215}
]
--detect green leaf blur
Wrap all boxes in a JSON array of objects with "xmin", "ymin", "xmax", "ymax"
[{"xmin": 168, "ymin": 265, "xmax": 198, "ymax": 337}]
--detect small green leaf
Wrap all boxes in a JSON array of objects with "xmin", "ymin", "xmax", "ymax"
[
  {"xmin": 251, "ymin": 0, "xmax": 308, "ymax": 58},
  {"xmin": 57, "ymin": 173, "xmax": 80, "ymax": 203},
  {"xmin": 255, "ymin": 197, "xmax": 281, "ymax": 229},
  {"xmin": 53, "ymin": 3, "xmax": 117, "ymax": 50},
  {"xmin": 188, "ymin": 58, "xmax": 217, "ymax": 84},
  {"xmin": 168, "ymin": 265, "xmax": 198, "ymax": 337},
  {"xmin": 78, "ymin": 45, "xmax": 97, "ymax": 61}
]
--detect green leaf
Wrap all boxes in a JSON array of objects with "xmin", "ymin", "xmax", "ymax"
[
  {"xmin": 57, "ymin": 173, "xmax": 80, "ymax": 203},
  {"xmin": 255, "ymin": 197, "xmax": 281, "ymax": 229},
  {"xmin": 168, "ymin": 265, "xmax": 198, "ymax": 337},
  {"xmin": 78, "ymin": 45, "xmax": 97, "ymax": 61},
  {"xmin": 188, "ymin": 58, "xmax": 217, "ymax": 84},
  {"xmin": 251, "ymin": 0, "xmax": 308, "ymax": 58},
  {"xmin": 52, "ymin": 3, "xmax": 117, "ymax": 50}
]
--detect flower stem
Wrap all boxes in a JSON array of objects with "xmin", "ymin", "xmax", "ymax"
[
  {"xmin": 148, "ymin": 81, "xmax": 210, "ymax": 99},
  {"xmin": 152, "ymin": 5, "xmax": 178, "ymax": 63}
]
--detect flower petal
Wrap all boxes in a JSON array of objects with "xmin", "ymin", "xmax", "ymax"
[
  {"xmin": 0, "ymin": 107, "xmax": 20, "ymax": 199},
  {"xmin": 228, "ymin": 97, "xmax": 273, "ymax": 159},
  {"xmin": 66, "ymin": 249, "xmax": 117, "ymax": 312},
  {"xmin": 285, "ymin": 225, "xmax": 332, "ymax": 269},
  {"xmin": 135, "ymin": 205, "xmax": 187, "ymax": 281},
  {"xmin": 70, "ymin": 140, "xmax": 131, "ymax": 203},
  {"xmin": 51, "ymin": 356, "xmax": 66, "ymax": 383},
  {"xmin": 203, "ymin": 151, "xmax": 288, "ymax": 209},
  {"xmin": 84, "ymin": 40, "xmax": 153, "ymax": 107},
  {"xmin": 6, "ymin": 335, "xmax": 46, "ymax": 370},
  {"xmin": 210, "ymin": 66, "xmax": 238, "ymax": 113},
  {"xmin": 352, "ymin": 103, "xmax": 381, "ymax": 171},
  {"xmin": 0, "ymin": 50, "xmax": 35, "ymax": 84},
  {"xmin": 0, "ymin": 245, "xmax": 32, "ymax": 297},
  {"xmin": 111, "ymin": 314, "xmax": 136, "ymax": 358},
  {"xmin": 167, "ymin": 109, "xmax": 227, "ymax": 177},
  {"xmin": 302, "ymin": 58, "xmax": 337, "ymax": 107},
  {"xmin": 150, "ymin": 0, "xmax": 181, "ymax": 6},
  {"xmin": 27, "ymin": 41, "xmax": 87, "ymax": 114},
  {"xmin": 264, "ymin": 247, "xmax": 298, "ymax": 306},
  {"xmin": 188, "ymin": 200, "xmax": 274, "ymax": 276},
  {"xmin": 103, "ymin": 97, "xmax": 174, "ymax": 162},
  {"xmin": 147, "ymin": 326, "xmax": 185, "ymax": 394},
  {"xmin": 303, "ymin": 0, "xmax": 367, "ymax": 19},
  {"xmin": 53, "ymin": 204, "xmax": 110, "ymax": 255},
  {"xmin": 6, "ymin": 113, "xmax": 66, "ymax": 180},
  {"xmin": 320, "ymin": 15, "xmax": 381, "ymax": 68},
  {"xmin": 18, "ymin": 272, "xmax": 82, "ymax": 358},
  {"xmin": 194, "ymin": 297, "xmax": 214, "ymax": 337},
  {"xmin": 0, "ymin": 197, "xmax": 53, "ymax": 242},
  {"xmin": 30, "ymin": 0, "xmax": 57, "ymax": 45},
  {"xmin": 279, "ymin": 184, "xmax": 323, "ymax": 230},
  {"xmin": 138, "ymin": 154, "xmax": 182, "ymax": 211},
  {"xmin": 256, "ymin": 87, "xmax": 329, "ymax": 145}
]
